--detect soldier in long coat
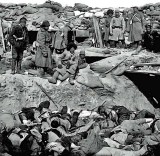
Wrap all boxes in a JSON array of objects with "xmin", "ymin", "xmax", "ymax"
[
  {"xmin": 103, "ymin": 9, "xmax": 114, "ymax": 47},
  {"xmin": 127, "ymin": 6, "xmax": 145, "ymax": 54},
  {"xmin": 35, "ymin": 20, "xmax": 52, "ymax": 76}
]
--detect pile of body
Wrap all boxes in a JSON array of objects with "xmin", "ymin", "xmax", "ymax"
[{"xmin": 1, "ymin": 101, "xmax": 160, "ymax": 156}]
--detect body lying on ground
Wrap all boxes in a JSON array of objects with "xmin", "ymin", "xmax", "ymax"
[{"xmin": 0, "ymin": 101, "xmax": 160, "ymax": 156}]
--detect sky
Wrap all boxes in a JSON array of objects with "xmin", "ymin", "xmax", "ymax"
[{"xmin": 1, "ymin": 0, "xmax": 160, "ymax": 8}]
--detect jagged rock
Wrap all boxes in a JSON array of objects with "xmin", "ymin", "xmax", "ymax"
[
  {"xmin": 74, "ymin": 3, "xmax": 88, "ymax": 10},
  {"xmin": 37, "ymin": 1, "xmax": 62, "ymax": 12},
  {"xmin": 21, "ymin": 6, "xmax": 38, "ymax": 14}
]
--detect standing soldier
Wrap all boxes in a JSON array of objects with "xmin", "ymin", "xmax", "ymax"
[
  {"xmin": 127, "ymin": 6, "xmax": 145, "ymax": 54},
  {"xmin": 35, "ymin": 20, "xmax": 53, "ymax": 77},
  {"xmin": 9, "ymin": 17, "xmax": 29, "ymax": 74},
  {"xmin": 103, "ymin": 9, "xmax": 114, "ymax": 47},
  {"xmin": 109, "ymin": 10, "xmax": 125, "ymax": 48}
]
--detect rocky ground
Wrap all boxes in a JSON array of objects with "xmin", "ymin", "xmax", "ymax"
[
  {"xmin": 0, "ymin": 58, "xmax": 10, "ymax": 74},
  {"xmin": 0, "ymin": 48, "xmax": 159, "ymax": 115}
]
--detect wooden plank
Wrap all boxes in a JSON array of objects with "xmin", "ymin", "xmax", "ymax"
[
  {"xmin": 85, "ymin": 50, "xmax": 111, "ymax": 57},
  {"xmin": 0, "ymin": 19, "xmax": 6, "ymax": 54},
  {"xmin": 133, "ymin": 63, "xmax": 160, "ymax": 67},
  {"xmin": 92, "ymin": 15, "xmax": 103, "ymax": 48},
  {"xmin": 100, "ymin": 57, "xmax": 128, "ymax": 78},
  {"xmin": 125, "ymin": 70, "xmax": 160, "ymax": 76}
]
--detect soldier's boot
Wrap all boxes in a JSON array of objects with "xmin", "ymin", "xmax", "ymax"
[
  {"xmin": 16, "ymin": 60, "xmax": 23, "ymax": 74},
  {"xmin": 48, "ymin": 71, "xmax": 59, "ymax": 84},
  {"xmin": 133, "ymin": 45, "xmax": 142, "ymax": 55},
  {"xmin": 38, "ymin": 68, "xmax": 45, "ymax": 77},
  {"xmin": 11, "ymin": 59, "xmax": 16, "ymax": 74},
  {"xmin": 48, "ymin": 77, "xmax": 57, "ymax": 84},
  {"xmin": 69, "ymin": 74, "xmax": 75, "ymax": 85}
]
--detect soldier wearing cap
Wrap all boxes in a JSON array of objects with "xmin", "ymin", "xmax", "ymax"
[
  {"xmin": 127, "ymin": 6, "xmax": 145, "ymax": 54},
  {"xmin": 9, "ymin": 17, "xmax": 29, "ymax": 74},
  {"xmin": 143, "ymin": 24, "xmax": 160, "ymax": 52},
  {"xmin": 35, "ymin": 20, "xmax": 53, "ymax": 77},
  {"xmin": 109, "ymin": 9, "xmax": 125, "ymax": 48},
  {"xmin": 103, "ymin": 9, "xmax": 114, "ymax": 47},
  {"xmin": 78, "ymin": 50, "xmax": 88, "ymax": 69},
  {"xmin": 143, "ymin": 24, "xmax": 153, "ymax": 51}
]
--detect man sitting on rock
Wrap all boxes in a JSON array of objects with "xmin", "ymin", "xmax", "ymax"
[
  {"xmin": 48, "ymin": 42, "xmax": 79, "ymax": 85},
  {"xmin": 21, "ymin": 41, "xmax": 38, "ymax": 70},
  {"xmin": 77, "ymin": 50, "xmax": 88, "ymax": 70}
]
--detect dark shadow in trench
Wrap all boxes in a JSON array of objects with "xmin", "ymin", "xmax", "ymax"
[
  {"xmin": 85, "ymin": 56, "xmax": 106, "ymax": 64},
  {"xmin": 124, "ymin": 71, "xmax": 160, "ymax": 108}
]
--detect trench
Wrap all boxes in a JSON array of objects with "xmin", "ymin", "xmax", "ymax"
[
  {"xmin": 124, "ymin": 71, "xmax": 160, "ymax": 108},
  {"xmin": 85, "ymin": 56, "xmax": 106, "ymax": 64}
]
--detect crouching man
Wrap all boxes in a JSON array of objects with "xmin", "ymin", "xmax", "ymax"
[
  {"xmin": 78, "ymin": 50, "xmax": 88, "ymax": 70},
  {"xmin": 9, "ymin": 17, "xmax": 29, "ymax": 74},
  {"xmin": 142, "ymin": 24, "xmax": 154, "ymax": 52}
]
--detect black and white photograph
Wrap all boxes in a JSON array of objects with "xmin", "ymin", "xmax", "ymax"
[{"xmin": 0, "ymin": 0, "xmax": 160, "ymax": 155}]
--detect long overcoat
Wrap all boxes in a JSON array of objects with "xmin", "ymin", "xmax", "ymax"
[{"xmin": 35, "ymin": 28, "xmax": 52, "ymax": 68}]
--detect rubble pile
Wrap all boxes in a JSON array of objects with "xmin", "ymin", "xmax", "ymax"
[{"xmin": 1, "ymin": 1, "xmax": 160, "ymax": 32}]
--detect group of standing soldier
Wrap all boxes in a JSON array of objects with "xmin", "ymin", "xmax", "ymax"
[
  {"xmin": 102, "ymin": 6, "xmax": 145, "ymax": 53},
  {"xmin": 8, "ymin": 6, "xmax": 149, "ymax": 81}
]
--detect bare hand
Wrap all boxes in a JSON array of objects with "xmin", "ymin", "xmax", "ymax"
[
  {"xmin": 46, "ymin": 142, "xmax": 65, "ymax": 154},
  {"xmin": 30, "ymin": 128, "xmax": 42, "ymax": 142}
]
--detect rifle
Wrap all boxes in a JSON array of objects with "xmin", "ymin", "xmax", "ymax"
[
  {"xmin": 35, "ymin": 82, "xmax": 58, "ymax": 109},
  {"xmin": 100, "ymin": 57, "xmax": 128, "ymax": 78},
  {"xmin": 69, "ymin": 125, "xmax": 85, "ymax": 133},
  {"xmin": 89, "ymin": 100, "xmax": 107, "ymax": 112}
]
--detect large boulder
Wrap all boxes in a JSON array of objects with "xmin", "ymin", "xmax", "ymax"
[
  {"xmin": 64, "ymin": 6, "xmax": 74, "ymax": 12},
  {"xmin": 74, "ymin": 3, "xmax": 88, "ymax": 9},
  {"xmin": 149, "ymin": 5, "xmax": 155, "ymax": 11},
  {"xmin": 36, "ymin": 1, "xmax": 62, "ymax": 12},
  {"xmin": 22, "ymin": 6, "xmax": 38, "ymax": 14},
  {"xmin": 77, "ymin": 65, "xmax": 155, "ymax": 113},
  {"xmin": 0, "ymin": 70, "xmax": 155, "ymax": 114},
  {"xmin": 37, "ymin": 7, "xmax": 53, "ymax": 14},
  {"xmin": 0, "ymin": 74, "xmax": 100, "ymax": 112},
  {"xmin": 17, "ymin": 3, "xmax": 27, "ymax": 7},
  {"xmin": 148, "ymin": 10, "xmax": 160, "ymax": 16},
  {"xmin": 74, "ymin": 3, "xmax": 89, "ymax": 11},
  {"xmin": 4, "ymin": 3, "xmax": 17, "ymax": 8}
]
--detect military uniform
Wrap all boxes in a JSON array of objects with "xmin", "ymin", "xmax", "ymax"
[
  {"xmin": 9, "ymin": 24, "xmax": 29, "ymax": 74},
  {"xmin": 127, "ymin": 12, "xmax": 145, "ymax": 42}
]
